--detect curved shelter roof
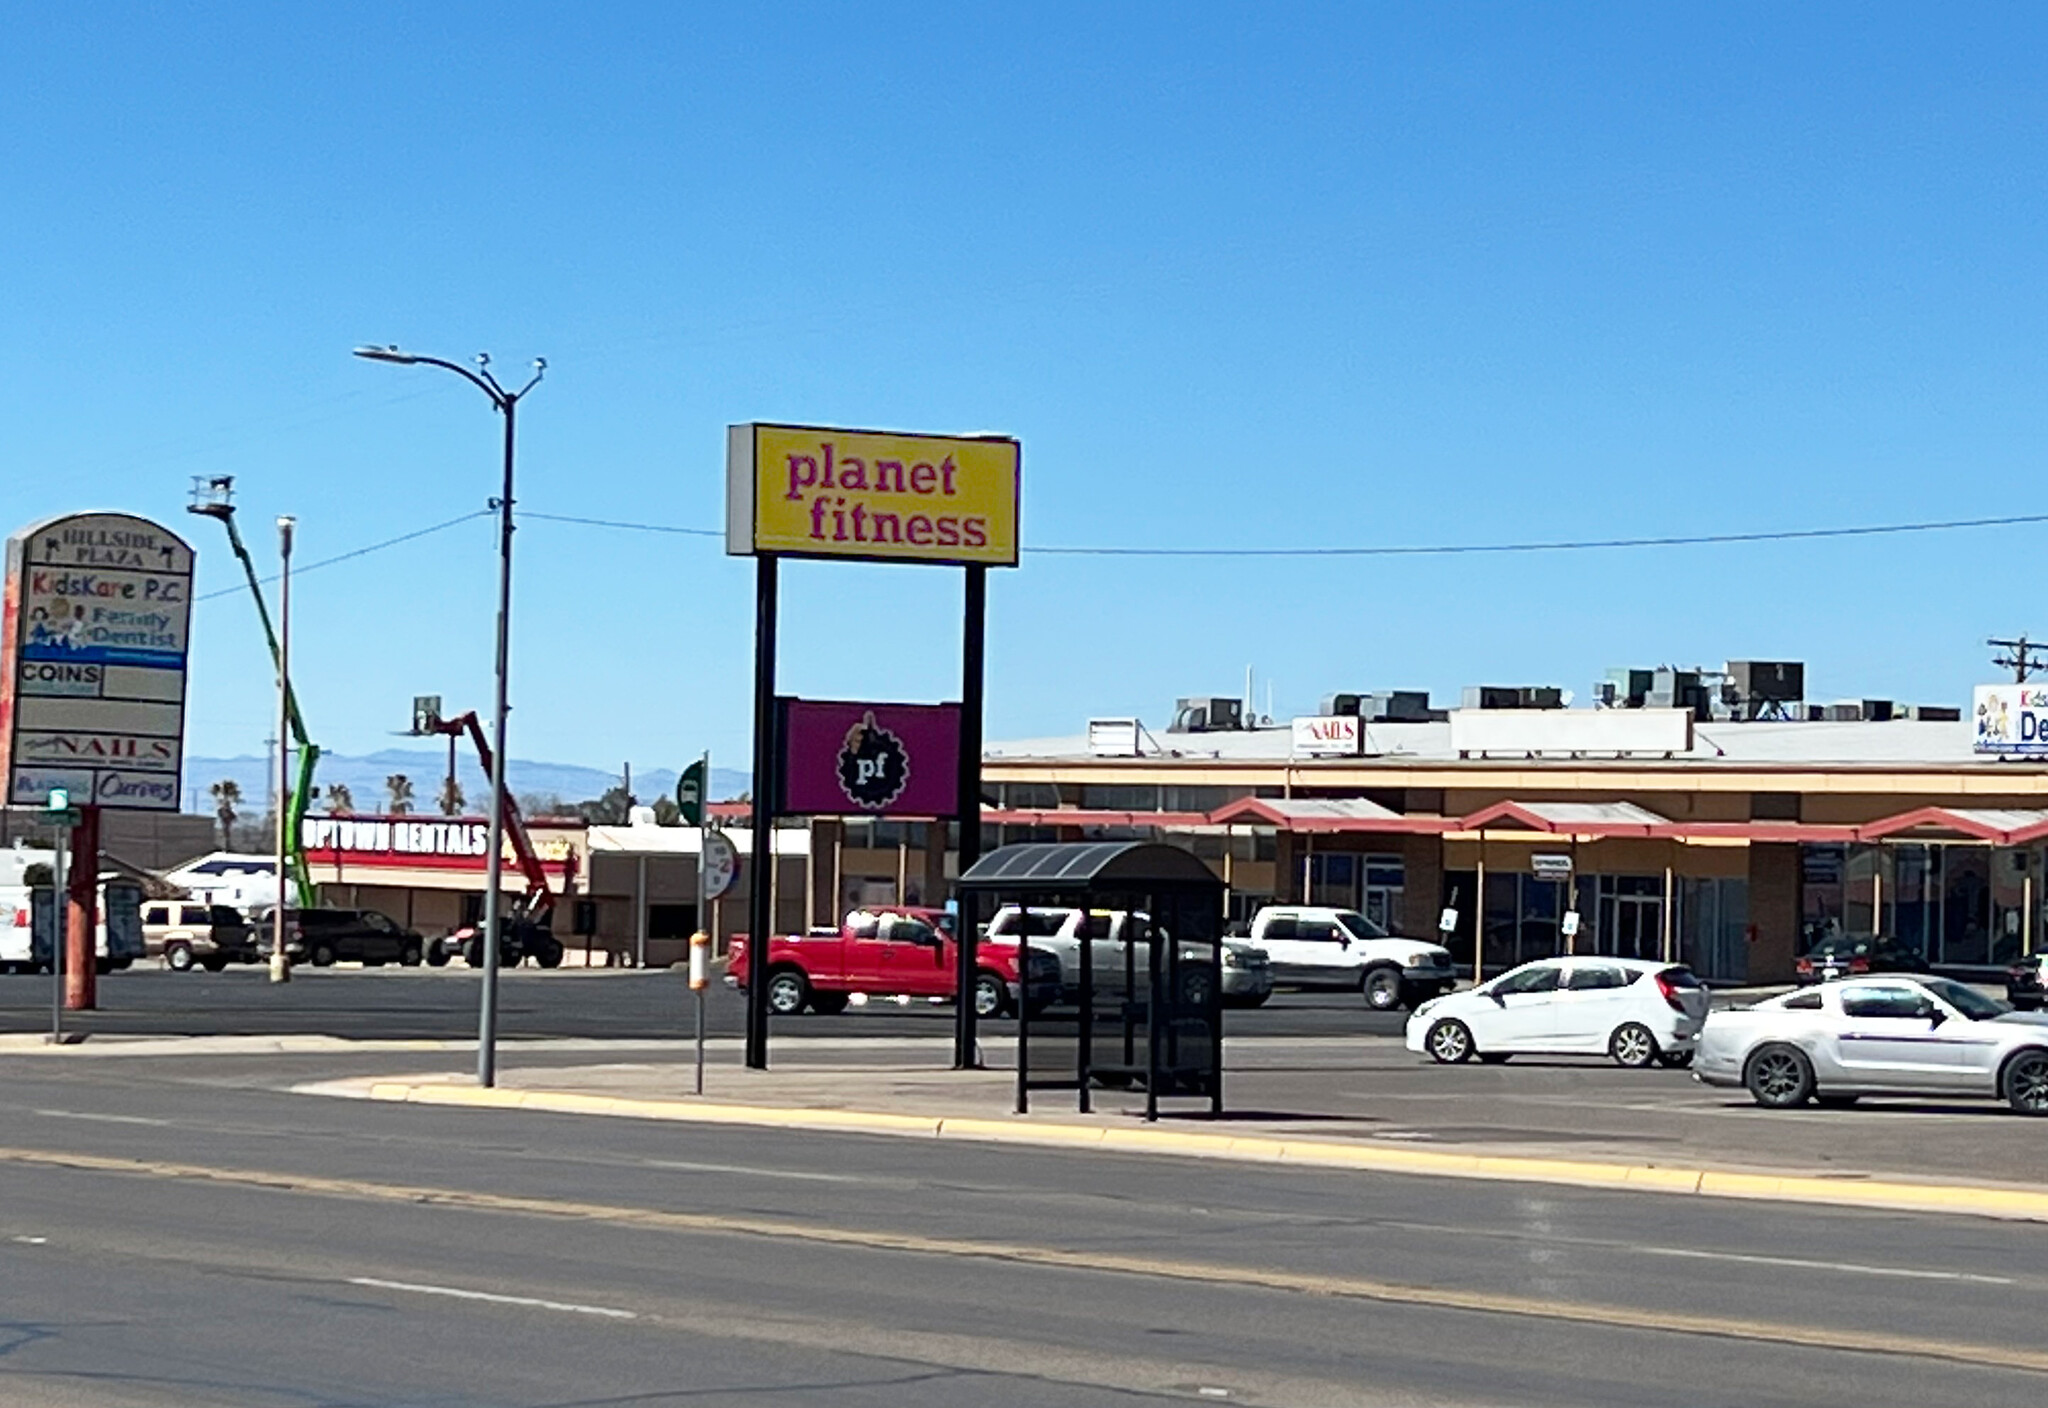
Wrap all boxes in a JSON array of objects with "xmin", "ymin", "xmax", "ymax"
[{"xmin": 958, "ymin": 841, "xmax": 1224, "ymax": 894}]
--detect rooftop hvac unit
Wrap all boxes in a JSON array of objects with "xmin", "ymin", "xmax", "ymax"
[
  {"xmin": 1169, "ymin": 696, "xmax": 1245, "ymax": 734},
  {"xmin": 1087, "ymin": 718, "xmax": 1146, "ymax": 757},
  {"xmin": 1862, "ymin": 699, "xmax": 1895, "ymax": 722},
  {"xmin": 1602, "ymin": 668, "xmax": 1655, "ymax": 709},
  {"xmin": 1727, "ymin": 660, "xmax": 1805, "ymax": 720},
  {"xmin": 1908, "ymin": 705, "xmax": 1962, "ymax": 722},
  {"xmin": 1320, "ymin": 693, "xmax": 1363, "ymax": 718},
  {"xmin": 1365, "ymin": 690, "xmax": 1433, "ymax": 722},
  {"xmin": 1823, "ymin": 702, "xmax": 1863, "ymax": 722}
]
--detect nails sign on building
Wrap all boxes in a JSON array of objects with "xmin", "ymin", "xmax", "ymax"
[
  {"xmin": 726, "ymin": 423, "xmax": 1020, "ymax": 567},
  {"xmin": 0, "ymin": 513, "xmax": 194, "ymax": 812}
]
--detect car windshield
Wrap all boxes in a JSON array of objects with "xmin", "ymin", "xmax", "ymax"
[
  {"xmin": 1333, "ymin": 910, "xmax": 1388, "ymax": 940},
  {"xmin": 1920, "ymin": 978, "xmax": 2010, "ymax": 1020}
]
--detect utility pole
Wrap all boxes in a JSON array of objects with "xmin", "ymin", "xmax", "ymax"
[
  {"xmin": 272, "ymin": 516, "xmax": 296, "ymax": 984},
  {"xmin": 1990, "ymin": 636, "xmax": 2048, "ymax": 684}
]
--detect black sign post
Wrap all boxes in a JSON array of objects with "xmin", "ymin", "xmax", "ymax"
[
  {"xmin": 953, "ymin": 564, "xmax": 988, "ymax": 1068},
  {"xmin": 743, "ymin": 555, "xmax": 779, "ymax": 1070}
]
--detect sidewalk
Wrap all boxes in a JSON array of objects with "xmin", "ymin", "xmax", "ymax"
[{"xmin": 303, "ymin": 1045, "xmax": 2048, "ymax": 1224}]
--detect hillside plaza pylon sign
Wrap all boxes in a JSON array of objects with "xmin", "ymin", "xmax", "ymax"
[
  {"xmin": 0, "ymin": 511, "xmax": 196, "ymax": 1012},
  {"xmin": 727, "ymin": 422, "xmax": 1021, "ymax": 1069}
]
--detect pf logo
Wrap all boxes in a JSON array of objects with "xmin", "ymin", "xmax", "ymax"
[{"xmin": 837, "ymin": 711, "xmax": 910, "ymax": 810}]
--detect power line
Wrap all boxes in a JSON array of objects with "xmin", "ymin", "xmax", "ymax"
[
  {"xmin": 194, "ymin": 509, "xmax": 494, "ymax": 602},
  {"xmin": 187, "ymin": 503, "xmax": 2048, "ymax": 600},
  {"xmin": 518, "ymin": 508, "xmax": 2048, "ymax": 559}
]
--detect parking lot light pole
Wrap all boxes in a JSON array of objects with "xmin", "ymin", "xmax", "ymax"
[
  {"xmin": 272, "ymin": 516, "xmax": 295, "ymax": 985},
  {"xmin": 354, "ymin": 344, "xmax": 544, "ymax": 1088}
]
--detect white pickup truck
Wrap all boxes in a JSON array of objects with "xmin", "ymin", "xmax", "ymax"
[{"xmin": 1241, "ymin": 905, "xmax": 1456, "ymax": 1010}]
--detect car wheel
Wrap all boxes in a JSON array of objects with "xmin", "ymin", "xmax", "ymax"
[
  {"xmin": 808, "ymin": 992, "xmax": 850, "ymax": 1016},
  {"xmin": 1609, "ymin": 1022, "xmax": 1659, "ymax": 1069},
  {"xmin": 1425, "ymin": 1018, "xmax": 1474, "ymax": 1064},
  {"xmin": 1814, "ymin": 1093, "xmax": 1861, "ymax": 1108},
  {"xmin": 765, "ymin": 969, "xmax": 809, "ymax": 1017},
  {"xmin": 398, "ymin": 941, "xmax": 423, "ymax": 967},
  {"xmin": 165, "ymin": 943, "xmax": 195, "ymax": 973},
  {"xmin": 201, "ymin": 956, "xmax": 229, "ymax": 973},
  {"xmin": 1656, "ymin": 1049, "xmax": 1694, "ymax": 1069},
  {"xmin": 1225, "ymin": 991, "xmax": 1272, "ymax": 1009},
  {"xmin": 309, "ymin": 942, "xmax": 336, "ymax": 968},
  {"xmin": 2001, "ymin": 1049, "xmax": 2048, "ymax": 1116},
  {"xmin": 1744, "ymin": 1043, "xmax": 1815, "ymax": 1108},
  {"xmin": 533, "ymin": 939, "xmax": 563, "ymax": 969},
  {"xmin": 1362, "ymin": 966, "xmax": 1403, "ymax": 1011},
  {"xmin": 426, "ymin": 946, "xmax": 449, "ymax": 967},
  {"xmin": 464, "ymin": 939, "xmax": 484, "ymax": 968},
  {"xmin": 1476, "ymin": 1052, "xmax": 1511, "ymax": 1065},
  {"xmin": 973, "ymin": 971, "xmax": 1010, "ymax": 1019}
]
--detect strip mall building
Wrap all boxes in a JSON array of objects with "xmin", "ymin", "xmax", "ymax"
[
  {"xmin": 974, "ymin": 704, "xmax": 2048, "ymax": 985},
  {"xmin": 290, "ymin": 700, "xmax": 2048, "ymax": 984}
]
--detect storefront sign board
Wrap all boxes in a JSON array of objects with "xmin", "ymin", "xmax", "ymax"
[
  {"xmin": 1973, "ymin": 684, "xmax": 2048, "ymax": 755},
  {"xmin": 0, "ymin": 513, "xmax": 193, "ymax": 811},
  {"xmin": 778, "ymin": 698, "xmax": 962, "ymax": 817},
  {"xmin": 727, "ymin": 423, "xmax": 1019, "ymax": 567}
]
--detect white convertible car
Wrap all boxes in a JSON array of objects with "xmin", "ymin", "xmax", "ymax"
[{"xmin": 1694, "ymin": 975, "xmax": 2048, "ymax": 1114}]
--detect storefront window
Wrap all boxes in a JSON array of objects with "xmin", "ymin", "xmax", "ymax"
[
  {"xmin": 1308, "ymin": 853, "xmax": 1358, "ymax": 908},
  {"xmin": 1992, "ymin": 849, "xmax": 2028, "ymax": 965},
  {"xmin": 1800, "ymin": 845, "xmax": 1846, "ymax": 952},
  {"xmin": 1681, "ymin": 877, "xmax": 1749, "ymax": 983},
  {"xmin": 1942, "ymin": 847, "xmax": 1992, "ymax": 966},
  {"xmin": 1890, "ymin": 844, "xmax": 1936, "ymax": 958},
  {"xmin": 1362, "ymin": 855, "xmax": 1405, "ymax": 932}
]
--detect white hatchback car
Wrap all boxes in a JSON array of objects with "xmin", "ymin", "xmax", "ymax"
[{"xmin": 1406, "ymin": 957, "xmax": 1711, "ymax": 1067}]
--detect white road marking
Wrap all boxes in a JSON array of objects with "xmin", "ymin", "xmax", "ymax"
[
  {"xmin": 1636, "ymin": 1244, "xmax": 2015, "ymax": 1285},
  {"xmin": 32, "ymin": 1109, "xmax": 172, "ymax": 1127},
  {"xmin": 347, "ymin": 1276, "xmax": 638, "ymax": 1319},
  {"xmin": 12, "ymin": 1235, "xmax": 48, "ymax": 1245},
  {"xmin": 639, "ymin": 1158, "xmax": 870, "ymax": 1184}
]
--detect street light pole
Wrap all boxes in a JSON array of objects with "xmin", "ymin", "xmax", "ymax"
[
  {"xmin": 272, "ymin": 516, "xmax": 295, "ymax": 984},
  {"xmin": 354, "ymin": 345, "xmax": 544, "ymax": 1088}
]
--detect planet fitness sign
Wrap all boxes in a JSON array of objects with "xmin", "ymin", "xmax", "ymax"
[
  {"xmin": 778, "ymin": 699, "xmax": 962, "ymax": 817},
  {"xmin": 0, "ymin": 513, "xmax": 194, "ymax": 811},
  {"xmin": 726, "ymin": 423, "xmax": 1020, "ymax": 567}
]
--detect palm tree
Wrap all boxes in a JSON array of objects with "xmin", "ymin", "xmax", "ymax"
[
  {"xmin": 385, "ymin": 774, "xmax": 415, "ymax": 815},
  {"xmin": 209, "ymin": 779, "xmax": 242, "ymax": 851},
  {"xmin": 438, "ymin": 774, "xmax": 465, "ymax": 816},
  {"xmin": 327, "ymin": 782, "xmax": 355, "ymax": 815}
]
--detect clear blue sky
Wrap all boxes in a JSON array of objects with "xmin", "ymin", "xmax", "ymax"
[{"xmin": 7, "ymin": 3, "xmax": 2047, "ymax": 782}]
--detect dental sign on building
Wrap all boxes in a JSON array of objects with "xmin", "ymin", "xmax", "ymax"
[
  {"xmin": 726, "ymin": 422, "xmax": 1021, "ymax": 567},
  {"xmin": 1972, "ymin": 684, "xmax": 2048, "ymax": 756},
  {"xmin": 0, "ymin": 513, "xmax": 194, "ymax": 812}
]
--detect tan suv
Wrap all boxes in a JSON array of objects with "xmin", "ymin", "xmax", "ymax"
[{"xmin": 142, "ymin": 901, "xmax": 257, "ymax": 972}]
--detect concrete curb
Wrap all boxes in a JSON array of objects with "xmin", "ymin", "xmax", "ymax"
[{"xmin": 331, "ymin": 1078, "xmax": 2048, "ymax": 1224}]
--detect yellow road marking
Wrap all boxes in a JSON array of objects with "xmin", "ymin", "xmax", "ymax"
[{"xmin": 2, "ymin": 1143, "xmax": 2045, "ymax": 1376}]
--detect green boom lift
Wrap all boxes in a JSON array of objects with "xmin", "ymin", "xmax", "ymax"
[{"xmin": 188, "ymin": 476, "xmax": 320, "ymax": 909}]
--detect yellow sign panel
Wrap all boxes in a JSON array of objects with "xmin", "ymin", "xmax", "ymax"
[{"xmin": 727, "ymin": 423, "xmax": 1019, "ymax": 567}]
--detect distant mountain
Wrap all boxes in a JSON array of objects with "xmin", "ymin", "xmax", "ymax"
[{"xmin": 182, "ymin": 749, "xmax": 749, "ymax": 815}]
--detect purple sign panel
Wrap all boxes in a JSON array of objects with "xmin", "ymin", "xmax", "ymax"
[{"xmin": 778, "ymin": 698, "xmax": 961, "ymax": 817}]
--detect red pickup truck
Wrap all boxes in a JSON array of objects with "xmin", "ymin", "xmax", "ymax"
[{"xmin": 728, "ymin": 906, "xmax": 1060, "ymax": 1018}]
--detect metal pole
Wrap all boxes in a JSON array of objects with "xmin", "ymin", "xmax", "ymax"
[
  {"xmin": 696, "ymin": 749, "xmax": 712, "ymax": 1096},
  {"xmin": 272, "ymin": 517, "xmax": 295, "ymax": 984},
  {"xmin": 477, "ymin": 394, "xmax": 517, "ymax": 1087},
  {"xmin": 745, "ymin": 555, "xmax": 779, "ymax": 1070},
  {"xmin": 49, "ymin": 821, "xmax": 64, "ymax": 1043},
  {"xmin": 635, "ymin": 855, "xmax": 648, "ymax": 968},
  {"xmin": 953, "ymin": 563, "xmax": 986, "ymax": 1069}
]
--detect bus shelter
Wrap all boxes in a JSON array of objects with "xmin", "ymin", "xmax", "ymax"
[{"xmin": 959, "ymin": 841, "xmax": 1226, "ymax": 1120}]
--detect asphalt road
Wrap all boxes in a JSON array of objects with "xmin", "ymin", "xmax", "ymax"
[
  {"xmin": 3, "ymin": 1052, "xmax": 2047, "ymax": 1406},
  {"xmin": 0, "ymin": 964, "xmax": 1411, "ymax": 1040}
]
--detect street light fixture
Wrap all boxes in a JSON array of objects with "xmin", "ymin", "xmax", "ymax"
[{"xmin": 354, "ymin": 343, "xmax": 544, "ymax": 1087}]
